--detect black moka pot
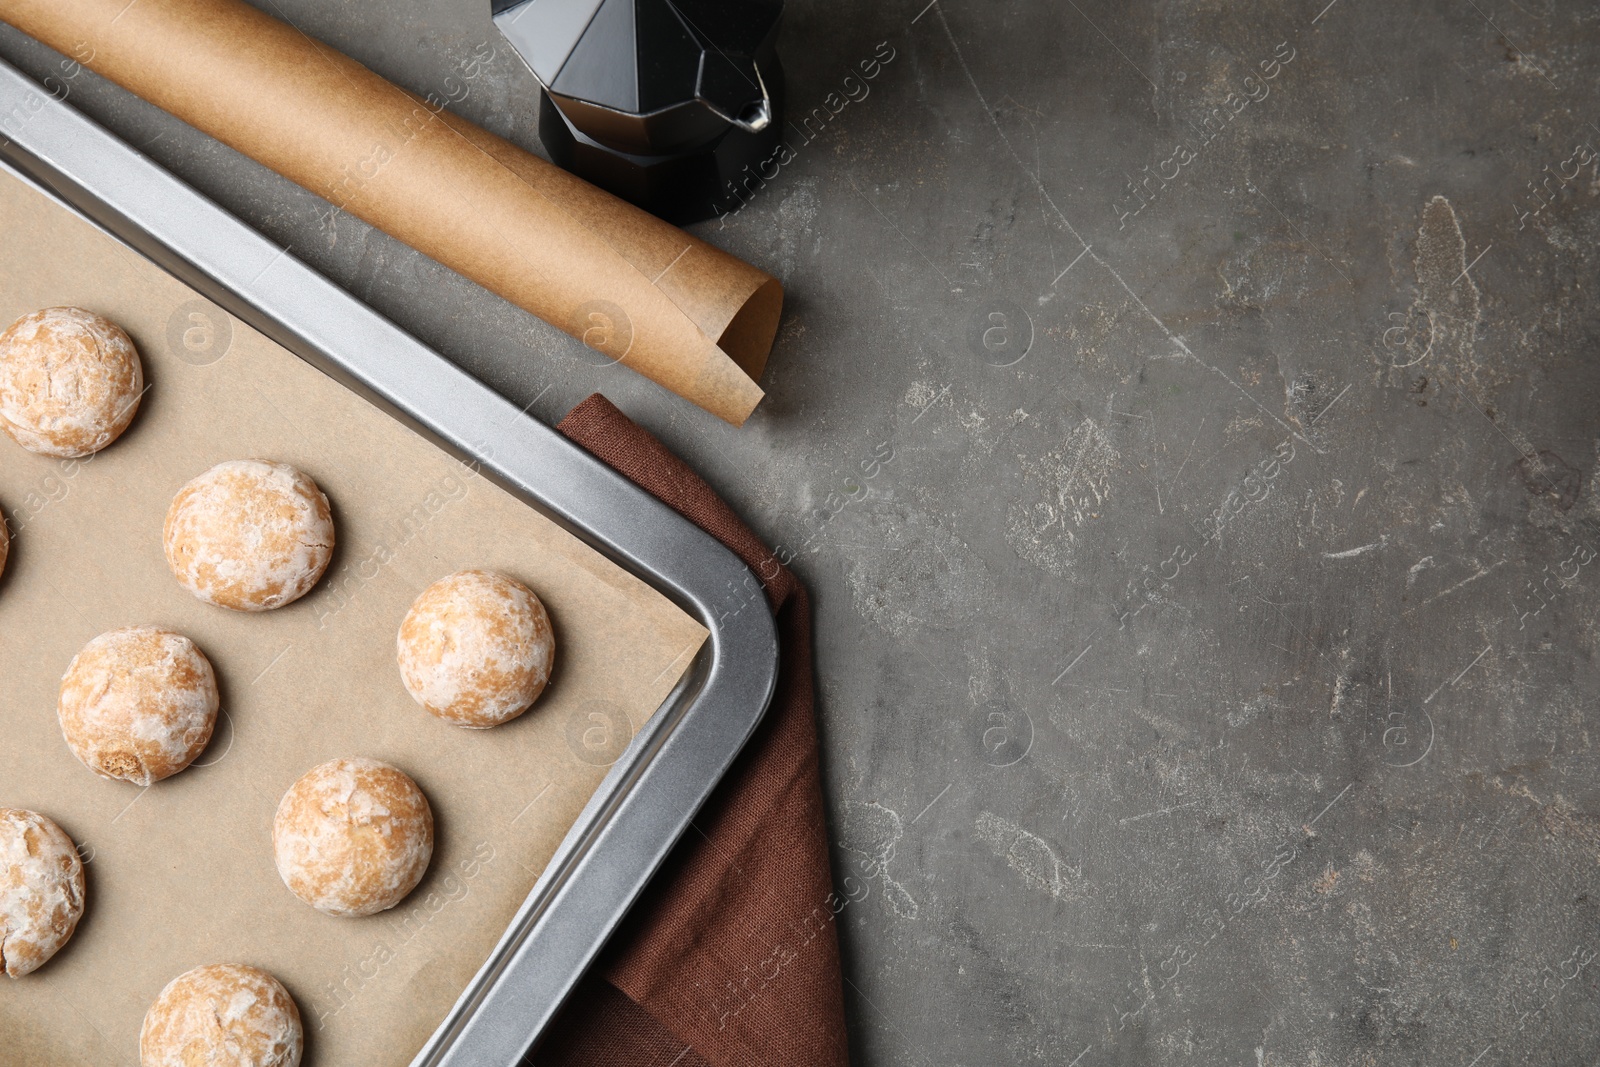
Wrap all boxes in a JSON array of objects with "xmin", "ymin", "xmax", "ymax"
[{"xmin": 493, "ymin": 0, "xmax": 785, "ymax": 224}]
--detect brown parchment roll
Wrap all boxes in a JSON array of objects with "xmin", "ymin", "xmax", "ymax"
[{"xmin": 0, "ymin": 0, "xmax": 782, "ymax": 425}]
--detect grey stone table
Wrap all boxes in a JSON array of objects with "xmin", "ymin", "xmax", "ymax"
[{"xmin": 5, "ymin": 1, "xmax": 1599, "ymax": 1062}]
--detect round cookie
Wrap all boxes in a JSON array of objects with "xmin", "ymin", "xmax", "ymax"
[
  {"xmin": 273, "ymin": 757, "xmax": 433, "ymax": 918},
  {"xmin": 58, "ymin": 627, "xmax": 219, "ymax": 786},
  {"xmin": 140, "ymin": 963, "xmax": 303, "ymax": 1067},
  {"xmin": 0, "ymin": 306, "xmax": 143, "ymax": 457},
  {"xmin": 0, "ymin": 808, "xmax": 86, "ymax": 978},
  {"xmin": 164, "ymin": 460, "xmax": 334, "ymax": 612},
  {"xmin": 397, "ymin": 570, "xmax": 555, "ymax": 728}
]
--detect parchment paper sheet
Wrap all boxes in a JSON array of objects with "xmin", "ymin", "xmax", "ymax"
[
  {"xmin": 0, "ymin": 168, "xmax": 707, "ymax": 1064},
  {"xmin": 0, "ymin": 0, "xmax": 784, "ymax": 425}
]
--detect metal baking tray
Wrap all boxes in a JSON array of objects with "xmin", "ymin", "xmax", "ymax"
[{"xmin": 0, "ymin": 54, "xmax": 778, "ymax": 1066}]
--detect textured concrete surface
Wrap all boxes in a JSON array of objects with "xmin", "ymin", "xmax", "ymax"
[{"xmin": 4, "ymin": 1, "xmax": 1600, "ymax": 1063}]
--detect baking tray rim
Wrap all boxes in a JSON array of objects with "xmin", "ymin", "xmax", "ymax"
[{"xmin": 0, "ymin": 54, "xmax": 779, "ymax": 1067}]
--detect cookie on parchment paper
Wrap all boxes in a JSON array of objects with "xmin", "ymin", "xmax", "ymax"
[
  {"xmin": 164, "ymin": 459, "xmax": 334, "ymax": 612},
  {"xmin": 139, "ymin": 963, "xmax": 303, "ymax": 1067},
  {"xmin": 0, "ymin": 306, "xmax": 143, "ymax": 458},
  {"xmin": 0, "ymin": 808, "xmax": 86, "ymax": 978}
]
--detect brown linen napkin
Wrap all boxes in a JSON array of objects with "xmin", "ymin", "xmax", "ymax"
[{"xmin": 531, "ymin": 395, "xmax": 850, "ymax": 1067}]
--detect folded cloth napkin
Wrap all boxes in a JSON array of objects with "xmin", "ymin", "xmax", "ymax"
[{"xmin": 531, "ymin": 395, "xmax": 850, "ymax": 1067}]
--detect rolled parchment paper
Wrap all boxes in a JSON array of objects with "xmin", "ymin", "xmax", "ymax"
[{"xmin": 0, "ymin": 0, "xmax": 783, "ymax": 425}]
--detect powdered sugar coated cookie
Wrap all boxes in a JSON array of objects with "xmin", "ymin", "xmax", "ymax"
[
  {"xmin": 164, "ymin": 460, "xmax": 334, "ymax": 612},
  {"xmin": 0, "ymin": 306, "xmax": 143, "ymax": 457}
]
